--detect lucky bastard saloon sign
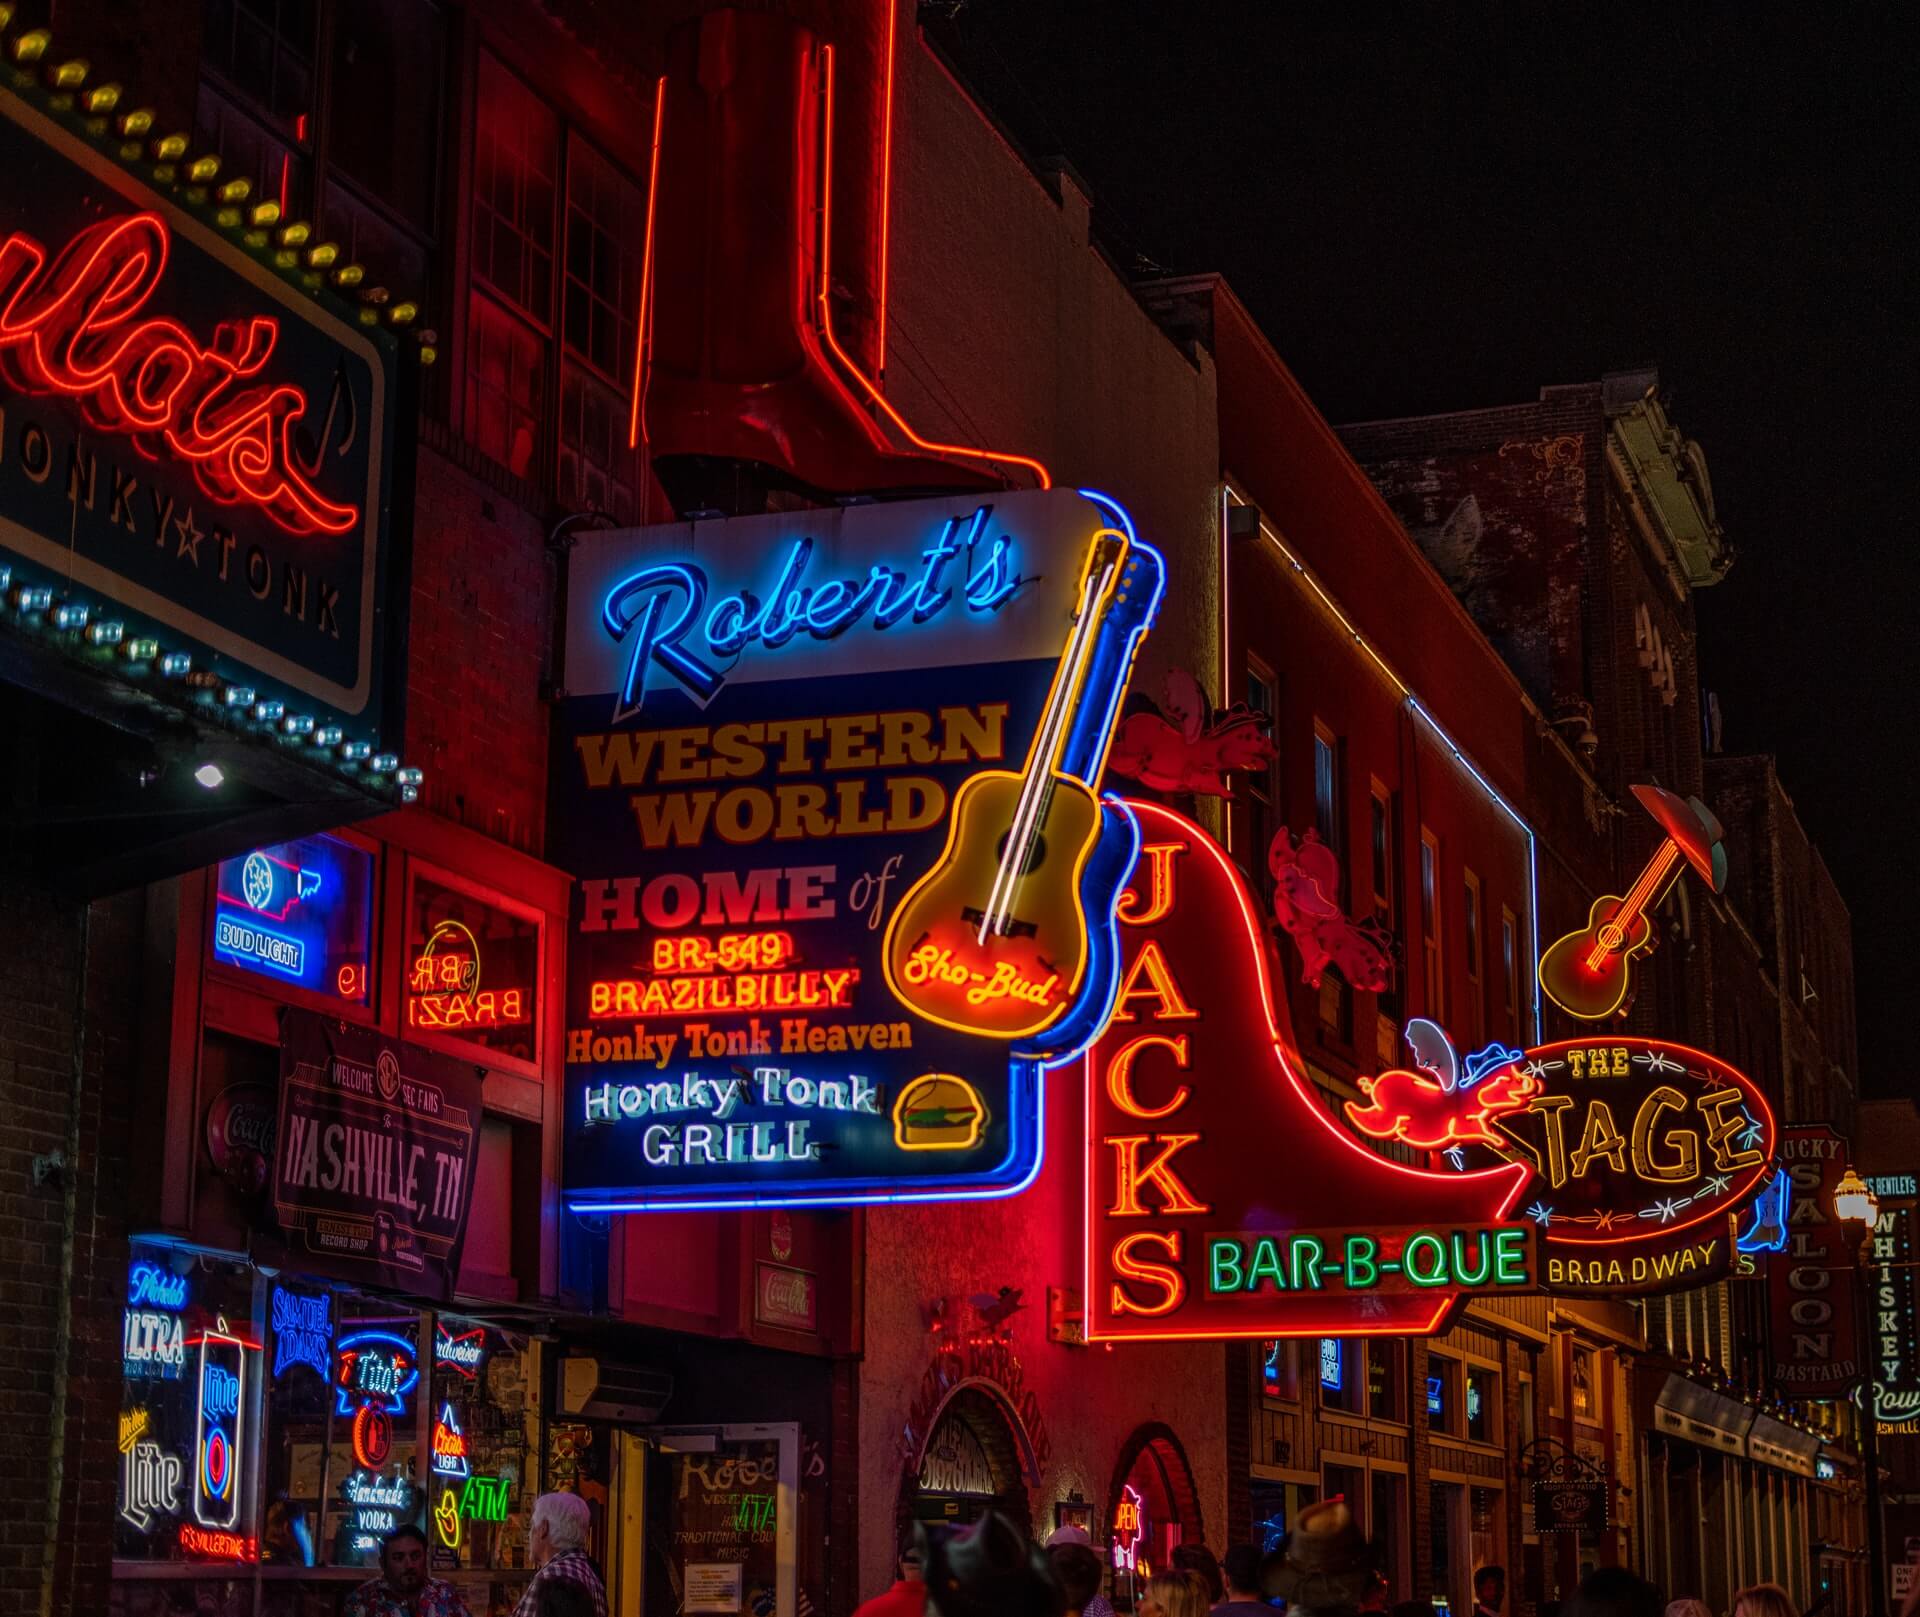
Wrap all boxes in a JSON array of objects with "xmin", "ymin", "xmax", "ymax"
[
  {"xmin": 0, "ymin": 82, "xmax": 401, "ymax": 745},
  {"xmin": 554, "ymin": 488, "xmax": 1162, "ymax": 1208}
]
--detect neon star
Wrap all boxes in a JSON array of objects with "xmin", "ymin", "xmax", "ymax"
[
  {"xmin": 1651, "ymin": 1197, "xmax": 1686, "ymax": 1223},
  {"xmin": 1703, "ymin": 1174, "xmax": 1732, "ymax": 1196},
  {"xmin": 1445, "ymin": 1147, "xmax": 1466, "ymax": 1171},
  {"xmin": 1638, "ymin": 1049, "xmax": 1684, "ymax": 1074},
  {"xmin": 1527, "ymin": 1201, "xmax": 1555, "ymax": 1226},
  {"xmin": 1593, "ymin": 1211, "xmax": 1619, "ymax": 1231}
]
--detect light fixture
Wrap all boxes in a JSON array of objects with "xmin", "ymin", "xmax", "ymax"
[
  {"xmin": 193, "ymin": 763, "xmax": 225, "ymax": 790},
  {"xmin": 158, "ymin": 652, "xmax": 192, "ymax": 677},
  {"xmin": 1834, "ymin": 1169, "xmax": 1879, "ymax": 1237}
]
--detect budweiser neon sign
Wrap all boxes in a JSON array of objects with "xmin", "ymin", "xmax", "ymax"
[{"xmin": 0, "ymin": 212, "xmax": 357, "ymax": 536}]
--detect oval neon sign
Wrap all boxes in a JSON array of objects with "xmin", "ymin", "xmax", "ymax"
[{"xmin": 1494, "ymin": 1037, "xmax": 1776, "ymax": 1247}]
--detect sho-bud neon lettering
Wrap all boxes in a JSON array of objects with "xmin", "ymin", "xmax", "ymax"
[{"xmin": 0, "ymin": 212, "xmax": 358, "ymax": 535}]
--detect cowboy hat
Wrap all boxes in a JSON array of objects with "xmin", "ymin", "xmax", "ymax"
[
  {"xmin": 1264, "ymin": 1500, "xmax": 1379, "ymax": 1608},
  {"xmin": 918, "ymin": 1512, "xmax": 1065, "ymax": 1617}
]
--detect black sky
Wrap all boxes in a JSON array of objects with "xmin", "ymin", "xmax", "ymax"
[{"xmin": 943, "ymin": 1, "xmax": 1915, "ymax": 1094}]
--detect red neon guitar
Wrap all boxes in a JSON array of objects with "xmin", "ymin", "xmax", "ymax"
[
  {"xmin": 883, "ymin": 527, "xmax": 1140, "ymax": 1043},
  {"xmin": 1537, "ymin": 784, "xmax": 1726, "ymax": 1021}
]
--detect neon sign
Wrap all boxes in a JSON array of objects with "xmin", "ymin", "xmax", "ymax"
[
  {"xmin": 1736, "ymin": 1169, "xmax": 1791, "ymax": 1255},
  {"xmin": 435, "ymin": 1323, "xmax": 486, "ymax": 1378},
  {"xmin": 1494, "ymin": 1038, "xmax": 1774, "ymax": 1247},
  {"xmin": 1346, "ymin": 1020, "xmax": 1540, "ymax": 1154},
  {"xmin": 351, "ymin": 1405, "xmax": 393, "ymax": 1470},
  {"xmin": 118, "ymin": 1408, "xmax": 183, "ymax": 1531},
  {"xmin": 600, "ymin": 509, "xmax": 1022, "ymax": 720},
  {"xmin": 211, "ymin": 836, "xmax": 372, "ymax": 999},
  {"xmin": 1082, "ymin": 803, "xmax": 1534, "ymax": 1342},
  {"xmin": 1537, "ymin": 785, "xmax": 1725, "ymax": 1021},
  {"xmin": 179, "ymin": 1523, "xmax": 258, "ymax": 1561},
  {"xmin": 124, "ymin": 1309, "xmax": 186, "ymax": 1379},
  {"xmin": 1870, "ymin": 1200, "xmax": 1919, "ymax": 1425},
  {"xmin": 270, "ymin": 1285, "xmax": 333, "ymax": 1379},
  {"xmin": 192, "ymin": 1325, "xmax": 246, "ymax": 1530},
  {"xmin": 434, "ymin": 1488, "xmax": 462, "ymax": 1550},
  {"xmin": 1769, "ymin": 1125, "xmax": 1861, "ymax": 1394},
  {"xmin": 0, "ymin": 212, "xmax": 357, "ymax": 536},
  {"xmin": 333, "ymin": 1331, "xmax": 419, "ymax": 1416},
  {"xmin": 431, "ymin": 1403, "xmax": 471, "ymax": 1479},
  {"xmin": 341, "ymin": 1470, "xmax": 416, "ymax": 1552},
  {"xmin": 128, "ymin": 1263, "xmax": 189, "ymax": 1310},
  {"xmin": 561, "ymin": 488, "xmax": 1162, "ymax": 1211},
  {"xmin": 1870, "ymin": 1175, "xmax": 1918, "ymax": 1198},
  {"xmin": 1112, "ymin": 1484, "xmax": 1145, "ymax": 1573},
  {"xmin": 459, "ymin": 1473, "xmax": 511, "ymax": 1522},
  {"xmin": 1320, "ymin": 1339, "xmax": 1342, "ymax": 1391},
  {"xmin": 408, "ymin": 919, "xmax": 526, "ymax": 1032}
]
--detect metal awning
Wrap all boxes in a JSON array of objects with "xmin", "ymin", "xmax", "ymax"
[{"xmin": 1653, "ymin": 1375, "xmax": 1821, "ymax": 1476}]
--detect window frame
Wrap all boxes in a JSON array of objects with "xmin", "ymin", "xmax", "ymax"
[{"xmin": 401, "ymin": 854, "xmax": 549, "ymax": 1080}]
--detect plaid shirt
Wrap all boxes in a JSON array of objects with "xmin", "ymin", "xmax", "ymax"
[
  {"xmin": 343, "ymin": 1576, "xmax": 472, "ymax": 1617},
  {"xmin": 511, "ymin": 1549, "xmax": 609, "ymax": 1617}
]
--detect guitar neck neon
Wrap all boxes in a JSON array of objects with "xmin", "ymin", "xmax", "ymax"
[{"xmin": 1588, "ymin": 839, "xmax": 1681, "ymax": 967}]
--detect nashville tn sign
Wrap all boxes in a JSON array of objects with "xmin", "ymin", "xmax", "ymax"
[
  {"xmin": 0, "ymin": 85, "xmax": 399, "ymax": 738},
  {"xmin": 1082, "ymin": 803, "xmax": 1539, "ymax": 1342},
  {"xmin": 1492, "ymin": 1037, "xmax": 1776, "ymax": 1295},
  {"xmin": 558, "ymin": 489, "xmax": 1162, "ymax": 1208}
]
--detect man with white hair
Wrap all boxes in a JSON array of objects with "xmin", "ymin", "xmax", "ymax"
[{"xmin": 511, "ymin": 1492, "xmax": 608, "ymax": 1617}]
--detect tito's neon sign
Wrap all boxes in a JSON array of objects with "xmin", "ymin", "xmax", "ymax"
[
  {"xmin": 0, "ymin": 212, "xmax": 358, "ymax": 536},
  {"xmin": 600, "ymin": 507, "xmax": 1022, "ymax": 718}
]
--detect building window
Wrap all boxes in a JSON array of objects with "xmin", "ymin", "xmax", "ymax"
[
  {"xmin": 1571, "ymin": 1345, "xmax": 1598, "ymax": 1423},
  {"xmin": 1463, "ymin": 869, "xmax": 1484, "ymax": 1045},
  {"xmin": 464, "ymin": 51, "xmax": 648, "ymax": 512},
  {"xmin": 1427, "ymin": 1355, "xmax": 1460, "ymax": 1435},
  {"xmin": 1368, "ymin": 1339, "xmax": 1405, "ymax": 1422},
  {"xmin": 1261, "ymin": 1340, "xmax": 1300, "ymax": 1402},
  {"xmin": 208, "ymin": 833, "xmax": 376, "ymax": 1009},
  {"xmin": 1420, "ymin": 828, "xmax": 1443, "ymax": 1018},
  {"xmin": 1321, "ymin": 1339, "xmax": 1361, "ymax": 1414},
  {"xmin": 1501, "ymin": 906, "xmax": 1520, "ymax": 1034},
  {"xmin": 197, "ymin": 0, "xmax": 442, "ymax": 303},
  {"xmin": 1466, "ymin": 1365, "xmax": 1499, "ymax": 1444},
  {"xmin": 405, "ymin": 873, "xmax": 542, "ymax": 1068},
  {"xmin": 1370, "ymin": 784, "xmax": 1401, "ymax": 1024}
]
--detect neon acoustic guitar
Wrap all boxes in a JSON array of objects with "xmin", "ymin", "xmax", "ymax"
[
  {"xmin": 1537, "ymin": 783, "xmax": 1727, "ymax": 1021},
  {"xmin": 884, "ymin": 524, "xmax": 1153, "ymax": 1048}
]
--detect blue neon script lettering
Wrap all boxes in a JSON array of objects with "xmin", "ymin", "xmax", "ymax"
[{"xmin": 601, "ymin": 507, "xmax": 1021, "ymax": 716}]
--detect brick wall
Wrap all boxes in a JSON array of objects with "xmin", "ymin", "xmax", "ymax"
[
  {"xmin": 0, "ymin": 877, "xmax": 141, "ymax": 1614},
  {"xmin": 402, "ymin": 440, "xmax": 557, "ymax": 859}
]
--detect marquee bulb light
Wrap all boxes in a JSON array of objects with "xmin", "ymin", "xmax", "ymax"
[
  {"xmin": 369, "ymin": 753, "xmax": 397, "ymax": 774},
  {"xmin": 223, "ymin": 685, "xmax": 255, "ymax": 708},
  {"xmin": 194, "ymin": 764, "xmax": 225, "ymax": 790},
  {"xmin": 250, "ymin": 699, "xmax": 284, "ymax": 723},
  {"xmin": 51, "ymin": 601, "xmax": 89, "ymax": 629},
  {"xmin": 81, "ymin": 83, "xmax": 121, "ymax": 115},
  {"xmin": 87, "ymin": 620, "xmax": 124, "ymax": 646},
  {"xmin": 0, "ymin": 566, "xmax": 9, "ymax": 595},
  {"xmin": 396, "ymin": 766, "xmax": 423, "ymax": 788},
  {"xmin": 159, "ymin": 652, "xmax": 192, "ymax": 677},
  {"xmin": 340, "ymin": 741, "xmax": 371, "ymax": 761},
  {"xmin": 280, "ymin": 713, "xmax": 314, "ymax": 736},
  {"xmin": 13, "ymin": 584, "xmax": 52, "ymax": 612},
  {"xmin": 122, "ymin": 637, "xmax": 159, "ymax": 661},
  {"xmin": 314, "ymin": 726, "xmax": 343, "ymax": 747}
]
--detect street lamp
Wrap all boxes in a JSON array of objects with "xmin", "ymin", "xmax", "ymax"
[{"xmin": 1835, "ymin": 1168, "xmax": 1885, "ymax": 1617}]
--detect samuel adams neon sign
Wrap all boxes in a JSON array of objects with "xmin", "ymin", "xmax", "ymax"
[
  {"xmin": 0, "ymin": 213, "xmax": 357, "ymax": 535},
  {"xmin": 600, "ymin": 506, "xmax": 1021, "ymax": 719}
]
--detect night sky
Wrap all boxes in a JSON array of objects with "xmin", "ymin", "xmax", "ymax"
[{"xmin": 944, "ymin": 2, "xmax": 1913, "ymax": 1094}]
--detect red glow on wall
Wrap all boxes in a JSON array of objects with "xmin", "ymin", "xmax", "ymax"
[
  {"xmin": 0, "ymin": 212, "xmax": 359, "ymax": 535},
  {"xmin": 1083, "ymin": 800, "xmax": 1530, "ymax": 1342}
]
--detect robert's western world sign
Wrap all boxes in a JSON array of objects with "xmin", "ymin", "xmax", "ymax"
[
  {"xmin": 555, "ymin": 489, "xmax": 1161, "ymax": 1208},
  {"xmin": 0, "ymin": 85, "xmax": 399, "ymax": 742}
]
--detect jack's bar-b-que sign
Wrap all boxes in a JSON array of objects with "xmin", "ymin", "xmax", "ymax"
[
  {"xmin": 274, "ymin": 1012, "xmax": 483, "ymax": 1299},
  {"xmin": 1083, "ymin": 803, "xmax": 1538, "ymax": 1341},
  {"xmin": 0, "ymin": 85, "xmax": 399, "ymax": 740},
  {"xmin": 1493, "ymin": 1037, "xmax": 1776, "ymax": 1296},
  {"xmin": 556, "ymin": 489, "xmax": 1161, "ymax": 1208}
]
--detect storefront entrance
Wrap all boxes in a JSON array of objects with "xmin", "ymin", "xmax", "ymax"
[
  {"xmin": 900, "ymin": 1386, "xmax": 1036, "ymax": 1545},
  {"xmin": 1108, "ymin": 1425, "xmax": 1206, "ymax": 1613},
  {"xmin": 613, "ymin": 1424, "xmax": 799, "ymax": 1617}
]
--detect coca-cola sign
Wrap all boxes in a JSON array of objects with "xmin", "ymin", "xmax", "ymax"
[
  {"xmin": 0, "ymin": 86, "xmax": 402, "ymax": 742},
  {"xmin": 205, "ymin": 1082, "xmax": 276, "ymax": 1198},
  {"xmin": 754, "ymin": 1263, "xmax": 817, "ymax": 1333}
]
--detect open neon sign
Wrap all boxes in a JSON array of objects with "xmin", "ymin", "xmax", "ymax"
[
  {"xmin": 0, "ymin": 212, "xmax": 358, "ymax": 535},
  {"xmin": 599, "ymin": 509, "xmax": 1022, "ymax": 719}
]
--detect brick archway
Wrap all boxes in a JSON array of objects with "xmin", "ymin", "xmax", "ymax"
[
  {"xmin": 896, "ymin": 1380, "xmax": 1040, "ymax": 1555},
  {"xmin": 1106, "ymin": 1422, "xmax": 1206, "ymax": 1568}
]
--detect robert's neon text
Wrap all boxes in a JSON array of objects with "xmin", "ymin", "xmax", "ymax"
[{"xmin": 600, "ymin": 507, "xmax": 1021, "ymax": 717}]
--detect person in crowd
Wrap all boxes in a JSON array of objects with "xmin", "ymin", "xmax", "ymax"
[
  {"xmin": 343, "ymin": 1525, "xmax": 471, "ymax": 1617},
  {"xmin": 1564, "ymin": 1567, "xmax": 1662, "ymax": 1617},
  {"xmin": 1262, "ymin": 1500, "xmax": 1377, "ymax": 1617},
  {"xmin": 1667, "ymin": 1598, "xmax": 1712, "ymax": 1617},
  {"xmin": 1046, "ymin": 1526, "xmax": 1114, "ymax": 1617},
  {"xmin": 1219, "ymin": 1545, "xmax": 1273, "ymax": 1615},
  {"xmin": 1174, "ymin": 1544, "xmax": 1226, "ymax": 1605},
  {"xmin": 535, "ymin": 1585, "xmax": 599, "ymax": 1617},
  {"xmin": 1474, "ymin": 1566, "xmax": 1507, "ymax": 1617},
  {"xmin": 854, "ymin": 1540, "xmax": 929, "ymax": 1617},
  {"xmin": 511, "ymin": 1493, "xmax": 608, "ymax": 1617},
  {"xmin": 1734, "ymin": 1585, "xmax": 1800, "ymax": 1617},
  {"xmin": 1141, "ymin": 1568, "xmax": 1212, "ymax": 1617},
  {"xmin": 920, "ymin": 1512, "xmax": 1065, "ymax": 1617}
]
